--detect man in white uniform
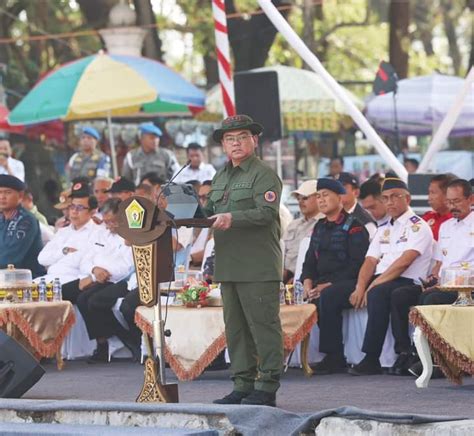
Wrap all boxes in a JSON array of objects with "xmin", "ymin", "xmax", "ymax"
[
  {"xmin": 37, "ymin": 181, "xmax": 101, "ymax": 284},
  {"xmin": 348, "ymin": 177, "xmax": 433, "ymax": 376},
  {"xmin": 419, "ymin": 178, "xmax": 473, "ymax": 305}
]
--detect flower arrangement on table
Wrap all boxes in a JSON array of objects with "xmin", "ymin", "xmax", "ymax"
[{"xmin": 178, "ymin": 281, "xmax": 210, "ymax": 308}]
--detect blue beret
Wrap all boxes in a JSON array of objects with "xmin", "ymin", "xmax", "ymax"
[
  {"xmin": 317, "ymin": 178, "xmax": 346, "ymax": 194},
  {"xmin": 81, "ymin": 126, "xmax": 100, "ymax": 140},
  {"xmin": 0, "ymin": 175, "xmax": 25, "ymax": 191},
  {"xmin": 139, "ymin": 122, "xmax": 162, "ymax": 137},
  {"xmin": 382, "ymin": 177, "xmax": 408, "ymax": 191}
]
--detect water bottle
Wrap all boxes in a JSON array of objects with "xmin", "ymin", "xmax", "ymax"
[
  {"xmin": 53, "ymin": 278, "xmax": 62, "ymax": 301},
  {"xmin": 294, "ymin": 281, "xmax": 304, "ymax": 305},
  {"xmin": 38, "ymin": 278, "xmax": 46, "ymax": 302}
]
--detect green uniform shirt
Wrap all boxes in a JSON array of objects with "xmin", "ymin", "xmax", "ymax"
[{"xmin": 205, "ymin": 154, "xmax": 282, "ymax": 282}]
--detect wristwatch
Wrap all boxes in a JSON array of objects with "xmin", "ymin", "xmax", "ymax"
[{"xmin": 62, "ymin": 247, "xmax": 69, "ymax": 255}]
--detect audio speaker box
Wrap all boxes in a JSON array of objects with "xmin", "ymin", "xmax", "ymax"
[
  {"xmin": 234, "ymin": 70, "xmax": 282, "ymax": 142},
  {"xmin": 0, "ymin": 330, "xmax": 45, "ymax": 398}
]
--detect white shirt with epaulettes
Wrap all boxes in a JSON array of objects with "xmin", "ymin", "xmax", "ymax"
[{"xmin": 366, "ymin": 208, "xmax": 434, "ymax": 280}]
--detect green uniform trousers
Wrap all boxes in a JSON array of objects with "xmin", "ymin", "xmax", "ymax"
[{"xmin": 220, "ymin": 281, "xmax": 283, "ymax": 394}]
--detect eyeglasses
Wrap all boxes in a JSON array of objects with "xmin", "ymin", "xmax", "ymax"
[
  {"xmin": 446, "ymin": 198, "xmax": 464, "ymax": 206},
  {"xmin": 381, "ymin": 193, "xmax": 406, "ymax": 203},
  {"xmin": 68, "ymin": 204, "xmax": 90, "ymax": 212},
  {"xmin": 222, "ymin": 134, "xmax": 253, "ymax": 144}
]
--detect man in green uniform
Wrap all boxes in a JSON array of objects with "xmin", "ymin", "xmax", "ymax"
[{"xmin": 205, "ymin": 115, "xmax": 283, "ymax": 407}]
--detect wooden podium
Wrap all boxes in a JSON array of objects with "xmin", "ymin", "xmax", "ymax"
[{"xmin": 116, "ymin": 196, "xmax": 213, "ymax": 403}]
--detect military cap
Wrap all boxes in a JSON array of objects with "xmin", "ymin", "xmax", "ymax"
[
  {"xmin": 382, "ymin": 177, "xmax": 409, "ymax": 192},
  {"xmin": 54, "ymin": 189, "xmax": 72, "ymax": 210},
  {"xmin": 139, "ymin": 122, "xmax": 162, "ymax": 137},
  {"xmin": 69, "ymin": 181, "xmax": 91, "ymax": 198},
  {"xmin": 317, "ymin": 178, "xmax": 346, "ymax": 194},
  {"xmin": 335, "ymin": 172, "xmax": 359, "ymax": 188},
  {"xmin": 0, "ymin": 174, "xmax": 25, "ymax": 191},
  {"xmin": 81, "ymin": 126, "xmax": 100, "ymax": 141},
  {"xmin": 212, "ymin": 114, "xmax": 263, "ymax": 142},
  {"xmin": 107, "ymin": 177, "xmax": 136, "ymax": 193}
]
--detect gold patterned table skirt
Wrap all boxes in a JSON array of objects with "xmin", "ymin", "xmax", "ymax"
[
  {"xmin": 135, "ymin": 304, "xmax": 317, "ymax": 381},
  {"xmin": 409, "ymin": 305, "xmax": 474, "ymax": 384},
  {"xmin": 0, "ymin": 301, "xmax": 76, "ymax": 369}
]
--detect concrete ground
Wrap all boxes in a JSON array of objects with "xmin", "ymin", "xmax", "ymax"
[{"xmin": 24, "ymin": 359, "xmax": 474, "ymax": 418}]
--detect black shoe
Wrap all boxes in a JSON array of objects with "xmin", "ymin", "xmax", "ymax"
[
  {"xmin": 348, "ymin": 356, "xmax": 382, "ymax": 376},
  {"xmin": 213, "ymin": 390, "xmax": 251, "ymax": 405},
  {"xmin": 408, "ymin": 360, "xmax": 422, "ymax": 377},
  {"xmin": 389, "ymin": 352, "xmax": 413, "ymax": 376},
  {"xmin": 116, "ymin": 333, "xmax": 142, "ymax": 363},
  {"xmin": 87, "ymin": 343, "xmax": 109, "ymax": 364},
  {"xmin": 241, "ymin": 390, "xmax": 276, "ymax": 407},
  {"xmin": 311, "ymin": 353, "xmax": 347, "ymax": 375}
]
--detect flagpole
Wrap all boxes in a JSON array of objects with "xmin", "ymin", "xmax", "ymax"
[{"xmin": 107, "ymin": 111, "xmax": 118, "ymax": 178}]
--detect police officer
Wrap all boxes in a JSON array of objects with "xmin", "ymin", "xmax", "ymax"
[
  {"xmin": 301, "ymin": 178, "xmax": 369, "ymax": 374},
  {"xmin": 67, "ymin": 127, "xmax": 111, "ymax": 182},
  {"xmin": 348, "ymin": 177, "xmax": 433, "ymax": 376},
  {"xmin": 122, "ymin": 123, "xmax": 179, "ymax": 185},
  {"xmin": 206, "ymin": 115, "xmax": 283, "ymax": 407},
  {"xmin": 0, "ymin": 175, "xmax": 44, "ymax": 277}
]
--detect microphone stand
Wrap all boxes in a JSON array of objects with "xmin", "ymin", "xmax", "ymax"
[{"xmin": 153, "ymin": 160, "xmax": 190, "ymax": 385}]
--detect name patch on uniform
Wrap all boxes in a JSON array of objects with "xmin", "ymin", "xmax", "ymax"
[
  {"xmin": 232, "ymin": 182, "xmax": 252, "ymax": 189},
  {"xmin": 264, "ymin": 191, "xmax": 277, "ymax": 203}
]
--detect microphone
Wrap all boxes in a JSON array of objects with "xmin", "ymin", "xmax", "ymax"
[{"xmin": 156, "ymin": 160, "xmax": 191, "ymax": 208}]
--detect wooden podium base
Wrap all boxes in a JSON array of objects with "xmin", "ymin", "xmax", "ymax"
[{"xmin": 136, "ymin": 358, "xmax": 179, "ymax": 403}]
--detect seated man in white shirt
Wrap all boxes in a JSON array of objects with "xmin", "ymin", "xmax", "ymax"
[
  {"xmin": 37, "ymin": 181, "xmax": 101, "ymax": 284},
  {"xmin": 0, "ymin": 139, "xmax": 25, "ymax": 182},
  {"xmin": 348, "ymin": 177, "xmax": 433, "ymax": 376},
  {"xmin": 173, "ymin": 143, "xmax": 216, "ymax": 184},
  {"xmin": 419, "ymin": 179, "xmax": 473, "ymax": 305},
  {"xmin": 72, "ymin": 198, "xmax": 135, "ymax": 363}
]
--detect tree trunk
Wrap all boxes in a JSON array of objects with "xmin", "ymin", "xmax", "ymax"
[
  {"xmin": 388, "ymin": 0, "xmax": 410, "ymax": 79},
  {"xmin": 226, "ymin": 0, "xmax": 291, "ymax": 72},
  {"xmin": 77, "ymin": 0, "xmax": 117, "ymax": 29},
  {"xmin": 467, "ymin": 0, "xmax": 474, "ymax": 70},
  {"xmin": 133, "ymin": 0, "xmax": 163, "ymax": 61}
]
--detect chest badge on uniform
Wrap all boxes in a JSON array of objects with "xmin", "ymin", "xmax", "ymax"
[
  {"xmin": 380, "ymin": 228, "xmax": 390, "ymax": 243},
  {"xmin": 264, "ymin": 191, "xmax": 277, "ymax": 203},
  {"xmin": 411, "ymin": 224, "xmax": 420, "ymax": 232},
  {"xmin": 125, "ymin": 199, "xmax": 145, "ymax": 229}
]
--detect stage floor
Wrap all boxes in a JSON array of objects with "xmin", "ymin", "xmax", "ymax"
[{"xmin": 24, "ymin": 360, "xmax": 474, "ymax": 418}]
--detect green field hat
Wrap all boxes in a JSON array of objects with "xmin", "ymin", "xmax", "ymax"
[{"xmin": 212, "ymin": 114, "xmax": 263, "ymax": 142}]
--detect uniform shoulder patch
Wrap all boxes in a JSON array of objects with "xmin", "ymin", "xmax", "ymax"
[
  {"xmin": 264, "ymin": 191, "xmax": 277, "ymax": 203},
  {"xmin": 349, "ymin": 226, "xmax": 363, "ymax": 234},
  {"xmin": 410, "ymin": 216, "xmax": 421, "ymax": 224}
]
